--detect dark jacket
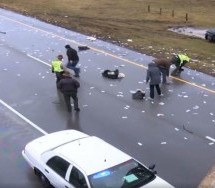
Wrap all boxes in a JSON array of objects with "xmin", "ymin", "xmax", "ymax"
[
  {"xmin": 146, "ymin": 63, "xmax": 161, "ymax": 85},
  {"xmin": 66, "ymin": 47, "xmax": 79, "ymax": 62},
  {"xmin": 57, "ymin": 76, "xmax": 80, "ymax": 93}
]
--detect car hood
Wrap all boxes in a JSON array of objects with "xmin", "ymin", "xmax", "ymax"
[
  {"xmin": 207, "ymin": 28, "xmax": 215, "ymax": 34},
  {"xmin": 142, "ymin": 175, "xmax": 174, "ymax": 188}
]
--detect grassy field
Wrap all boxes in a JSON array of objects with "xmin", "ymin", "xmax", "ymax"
[{"xmin": 0, "ymin": 0, "xmax": 215, "ymax": 76}]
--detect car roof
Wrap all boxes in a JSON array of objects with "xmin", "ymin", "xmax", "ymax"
[{"xmin": 54, "ymin": 135, "xmax": 131, "ymax": 175}]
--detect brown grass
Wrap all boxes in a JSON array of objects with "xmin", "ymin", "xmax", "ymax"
[{"xmin": 0, "ymin": 0, "xmax": 215, "ymax": 76}]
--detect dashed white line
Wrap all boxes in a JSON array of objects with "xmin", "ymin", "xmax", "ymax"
[
  {"xmin": 0, "ymin": 99, "xmax": 48, "ymax": 135},
  {"xmin": 27, "ymin": 54, "xmax": 51, "ymax": 67},
  {"xmin": 206, "ymin": 136, "xmax": 215, "ymax": 143}
]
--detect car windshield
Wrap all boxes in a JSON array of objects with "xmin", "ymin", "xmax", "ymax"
[{"xmin": 88, "ymin": 159, "xmax": 155, "ymax": 188}]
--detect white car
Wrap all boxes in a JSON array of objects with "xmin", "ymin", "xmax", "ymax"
[{"xmin": 22, "ymin": 130, "xmax": 174, "ymax": 188}]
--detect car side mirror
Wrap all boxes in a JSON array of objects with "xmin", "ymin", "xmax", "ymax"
[{"xmin": 149, "ymin": 164, "xmax": 157, "ymax": 174}]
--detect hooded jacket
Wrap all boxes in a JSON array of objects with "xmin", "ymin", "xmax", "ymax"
[{"xmin": 146, "ymin": 63, "xmax": 161, "ymax": 85}]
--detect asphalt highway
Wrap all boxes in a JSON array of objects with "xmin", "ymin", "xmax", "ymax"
[{"xmin": 0, "ymin": 8, "xmax": 215, "ymax": 188}]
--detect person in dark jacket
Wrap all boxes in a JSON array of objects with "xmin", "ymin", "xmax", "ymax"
[
  {"xmin": 153, "ymin": 58, "xmax": 172, "ymax": 84},
  {"xmin": 57, "ymin": 71, "xmax": 80, "ymax": 112},
  {"xmin": 146, "ymin": 62, "xmax": 162, "ymax": 100},
  {"xmin": 65, "ymin": 44, "xmax": 80, "ymax": 77}
]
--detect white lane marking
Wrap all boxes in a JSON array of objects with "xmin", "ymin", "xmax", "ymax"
[
  {"xmin": 206, "ymin": 136, "xmax": 215, "ymax": 143},
  {"xmin": 0, "ymin": 99, "xmax": 48, "ymax": 135},
  {"xmin": 1, "ymin": 15, "xmax": 215, "ymax": 94},
  {"xmin": 27, "ymin": 54, "xmax": 51, "ymax": 67}
]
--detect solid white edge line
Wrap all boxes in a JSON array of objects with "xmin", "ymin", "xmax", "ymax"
[
  {"xmin": 27, "ymin": 54, "xmax": 51, "ymax": 67},
  {"xmin": 0, "ymin": 99, "xmax": 48, "ymax": 135},
  {"xmin": 205, "ymin": 136, "xmax": 215, "ymax": 143}
]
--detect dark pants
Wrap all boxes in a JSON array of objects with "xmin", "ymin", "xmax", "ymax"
[
  {"xmin": 159, "ymin": 67, "xmax": 168, "ymax": 83},
  {"xmin": 63, "ymin": 92, "xmax": 79, "ymax": 112},
  {"xmin": 150, "ymin": 84, "xmax": 161, "ymax": 99},
  {"xmin": 56, "ymin": 72, "xmax": 63, "ymax": 84},
  {"xmin": 67, "ymin": 60, "xmax": 80, "ymax": 77}
]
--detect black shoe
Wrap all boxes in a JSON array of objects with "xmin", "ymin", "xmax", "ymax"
[{"xmin": 75, "ymin": 108, "xmax": 80, "ymax": 112}]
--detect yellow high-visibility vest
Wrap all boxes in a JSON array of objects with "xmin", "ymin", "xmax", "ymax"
[
  {"xmin": 51, "ymin": 60, "xmax": 63, "ymax": 73},
  {"xmin": 178, "ymin": 54, "xmax": 190, "ymax": 66}
]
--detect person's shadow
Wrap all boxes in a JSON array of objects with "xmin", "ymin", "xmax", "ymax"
[{"xmin": 66, "ymin": 112, "xmax": 81, "ymax": 131}]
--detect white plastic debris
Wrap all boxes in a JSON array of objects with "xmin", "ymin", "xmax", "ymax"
[
  {"xmin": 161, "ymin": 142, "xmax": 167, "ymax": 145},
  {"xmin": 138, "ymin": 142, "xmax": 142, "ymax": 146},
  {"xmin": 157, "ymin": 113, "xmax": 164, "ymax": 117},
  {"xmin": 87, "ymin": 36, "xmax": 96, "ymax": 41},
  {"xmin": 193, "ymin": 105, "xmax": 199, "ymax": 110}
]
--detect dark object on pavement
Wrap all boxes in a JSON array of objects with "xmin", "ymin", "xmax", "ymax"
[
  {"xmin": 78, "ymin": 46, "xmax": 90, "ymax": 51},
  {"xmin": 132, "ymin": 90, "xmax": 145, "ymax": 100},
  {"xmin": 102, "ymin": 69, "xmax": 119, "ymax": 79},
  {"xmin": 205, "ymin": 29, "xmax": 215, "ymax": 42}
]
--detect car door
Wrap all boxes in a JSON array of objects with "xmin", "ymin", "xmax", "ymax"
[
  {"xmin": 45, "ymin": 155, "xmax": 71, "ymax": 187},
  {"xmin": 65, "ymin": 165, "xmax": 90, "ymax": 188}
]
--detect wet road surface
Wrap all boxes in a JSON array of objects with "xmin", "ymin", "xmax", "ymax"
[{"xmin": 0, "ymin": 8, "xmax": 215, "ymax": 188}]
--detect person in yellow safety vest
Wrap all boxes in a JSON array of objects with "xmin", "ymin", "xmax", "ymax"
[
  {"xmin": 171, "ymin": 53, "xmax": 190, "ymax": 76},
  {"xmin": 51, "ymin": 55, "xmax": 64, "ymax": 84}
]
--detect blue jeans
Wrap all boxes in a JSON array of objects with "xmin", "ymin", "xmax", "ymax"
[{"xmin": 67, "ymin": 61, "xmax": 80, "ymax": 76}]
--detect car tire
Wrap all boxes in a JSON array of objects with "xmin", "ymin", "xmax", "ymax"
[
  {"xmin": 40, "ymin": 172, "xmax": 51, "ymax": 188},
  {"xmin": 208, "ymin": 35, "xmax": 213, "ymax": 42}
]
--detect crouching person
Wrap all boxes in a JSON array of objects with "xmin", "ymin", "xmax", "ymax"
[
  {"xmin": 57, "ymin": 71, "xmax": 80, "ymax": 112},
  {"xmin": 171, "ymin": 53, "xmax": 190, "ymax": 76}
]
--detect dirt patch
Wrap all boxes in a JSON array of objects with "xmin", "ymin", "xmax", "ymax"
[{"xmin": 198, "ymin": 165, "xmax": 215, "ymax": 188}]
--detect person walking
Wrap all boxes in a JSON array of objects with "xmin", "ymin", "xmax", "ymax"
[
  {"xmin": 146, "ymin": 62, "xmax": 162, "ymax": 100},
  {"xmin": 57, "ymin": 71, "xmax": 80, "ymax": 112},
  {"xmin": 51, "ymin": 55, "xmax": 64, "ymax": 84},
  {"xmin": 153, "ymin": 58, "xmax": 172, "ymax": 84},
  {"xmin": 65, "ymin": 44, "xmax": 80, "ymax": 77},
  {"xmin": 171, "ymin": 53, "xmax": 190, "ymax": 76}
]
